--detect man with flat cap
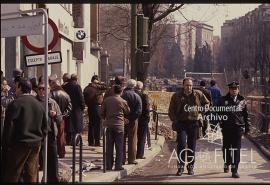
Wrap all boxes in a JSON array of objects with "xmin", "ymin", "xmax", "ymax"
[{"xmin": 217, "ymin": 81, "xmax": 250, "ymax": 178}]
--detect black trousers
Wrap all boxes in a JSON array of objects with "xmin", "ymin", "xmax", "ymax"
[
  {"xmin": 106, "ymin": 127, "xmax": 124, "ymax": 170},
  {"xmin": 222, "ymin": 126, "xmax": 242, "ymax": 173},
  {"xmin": 39, "ymin": 132, "xmax": 59, "ymax": 182},
  {"xmin": 136, "ymin": 118, "xmax": 149, "ymax": 158},
  {"xmin": 88, "ymin": 105, "xmax": 101, "ymax": 146},
  {"xmin": 176, "ymin": 121, "xmax": 199, "ymax": 170}
]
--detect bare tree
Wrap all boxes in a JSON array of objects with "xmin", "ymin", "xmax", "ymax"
[{"xmin": 99, "ymin": 4, "xmax": 185, "ymax": 81}]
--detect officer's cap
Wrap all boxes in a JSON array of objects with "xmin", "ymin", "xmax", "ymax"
[{"xmin": 228, "ymin": 81, "xmax": 239, "ymax": 88}]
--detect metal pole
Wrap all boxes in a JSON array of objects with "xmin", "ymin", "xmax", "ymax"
[
  {"xmin": 155, "ymin": 111, "xmax": 158, "ymax": 140},
  {"xmin": 131, "ymin": 4, "xmax": 137, "ymax": 79},
  {"xmin": 72, "ymin": 136, "xmax": 76, "ymax": 183},
  {"xmin": 79, "ymin": 135, "xmax": 83, "ymax": 182},
  {"xmin": 41, "ymin": 8, "xmax": 49, "ymax": 183},
  {"xmin": 72, "ymin": 134, "xmax": 83, "ymax": 182},
  {"xmin": 103, "ymin": 127, "xmax": 107, "ymax": 173}
]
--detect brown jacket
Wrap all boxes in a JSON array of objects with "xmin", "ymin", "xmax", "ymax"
[
  {"xmin": 168, "ymin": 89, "xmax": 210, "ymax": 122},
  {"xmin": 83, "ymin": 82, "xmax": 107, "ymax": 108},
  {"xmin": 101, "ymin": 95, "xmax": 130, "ymax": 130}
]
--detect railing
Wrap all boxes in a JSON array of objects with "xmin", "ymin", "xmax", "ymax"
[
  {"xmin": 249, "ymin": 112, "xmax": 269, "ymax": 134},
  {"xmin": 72, "ymin": 134, "xmax": 83, "ymax": 183},
  {"xmin": 103, "ymin": 127, "xmax": 107, "ymax": 173},
  {"xmin": 150, "ymin": 110, "xmax": 169, "ymax": 140},
  {"xmin": 150, "ymin": 110, "xmax": 159, "ymax": 140}
]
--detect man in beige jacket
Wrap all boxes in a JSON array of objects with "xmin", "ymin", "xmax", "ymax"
[{"xmin": 101, "ymin": 85, "xmax": 130, "ymax": 171}]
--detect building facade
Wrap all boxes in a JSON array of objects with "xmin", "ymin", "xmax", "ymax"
[
  {"xmin": 220, "ymin": 4, "xmax": 270, "ymax": 94},
  {"xmin": 178, "ymin": 20, "xmax": 213, "ymax": 71},
  {"xmin": 1, "ymin": 4, "xmax": 100, "ymax": 88}
]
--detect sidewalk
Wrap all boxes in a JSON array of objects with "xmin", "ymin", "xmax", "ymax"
[{"xmin": 57, "ymin": 134, "xmax": 165, "ymax": 182}]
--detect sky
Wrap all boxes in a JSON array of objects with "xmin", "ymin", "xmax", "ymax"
[{"xmin": 174, "ymin": 4, "xmax": 261, "ymax": 36}]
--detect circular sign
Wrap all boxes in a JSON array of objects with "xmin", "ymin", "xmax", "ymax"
[
  {"xmin": 76, "ymin": 30, "xmax": 86, "ymax": 40},
  {"xmin": 21, "ymin": 18, "xmax": 59, "ymax": 53}
]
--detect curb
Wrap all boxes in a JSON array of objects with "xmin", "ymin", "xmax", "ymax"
[
  {"xmin": 245, "ymin": 134, "xmax": 270, "ymax": 161},
  {"xmin": 84, "ymin": 135, "xmax": 166, "ymax": 182}
]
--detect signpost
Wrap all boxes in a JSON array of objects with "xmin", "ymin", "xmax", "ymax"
[
  {"xmin": 1, "ymin": 15, "xmax": 43, "ymax": 38},
  {"xmin": 25, "ymin": 51, "xmax": 62, "ymax": 67}
]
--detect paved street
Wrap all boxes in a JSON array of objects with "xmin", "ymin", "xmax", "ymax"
[
  {"xmin": 39, "ymin": 134, "xmax": 165, "ymax": 182},
  {"xmin": 119, "ymin": 135, "xmax": 270, "ymax": 183}
]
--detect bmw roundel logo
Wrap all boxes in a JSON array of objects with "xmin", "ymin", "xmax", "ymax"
[{"xmin": 76, "ymin": 30, "xmax": 86, "ymax": 40}]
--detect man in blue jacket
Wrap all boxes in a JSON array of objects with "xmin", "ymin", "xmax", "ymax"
[
  {"xmin": 208, "ymin": 80, "xmax": 222, "ymax": 130},
  {"xmin": 121, "ymin": 79, "xmax": 142, "ymax": 165}
]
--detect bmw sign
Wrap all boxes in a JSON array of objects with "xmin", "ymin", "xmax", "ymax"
[{"xmin": 74, "ymin": 28, "xmax": 87, "ymax": 42}]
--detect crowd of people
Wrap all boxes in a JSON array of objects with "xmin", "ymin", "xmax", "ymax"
[
  {"xmin": 1, "ymin": 68, "xmax": 250, "ymax": 182},
  {"xmin": 0, "ymin": 69, "xmax": 151, "ymax": 182}
]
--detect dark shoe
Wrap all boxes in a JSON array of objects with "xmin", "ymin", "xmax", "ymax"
[
  {"xmin": 224, "ymin": 164, "xmax": 229, "ymax": 173},
  {"xmin": 94, "ymin": 143, "xmax": 101, "ymax": 147},
  {"xmin": 187, "ymin": 169, "xmax": 194, "ymax": 175},
  {"xmin": 128, "ymin": 161, "xmax": 138, "ymax": 165},
  {"xmin": 106, "ymin": 168, "xmax": 112, "ymax": 171},
  {"xmin": 115, "ymin": 167, "xmax": 124, "ymax": 171},
  {"xmin": 136, "ymin": 156, "xmax": 146, "ymax": 159},
  {"xmin": 232, "ymin": 172, "xmax": 240, "ymax": 178},
  {"xmin": 176, "ymin": 169, "xmax": 184, "ymax": 176}
]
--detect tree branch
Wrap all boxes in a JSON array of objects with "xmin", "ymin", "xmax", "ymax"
[{"xmin": 153, "ymin": 4, "xmax": 184, "ymax": 23}]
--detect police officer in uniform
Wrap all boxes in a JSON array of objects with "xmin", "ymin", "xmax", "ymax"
[{"xmin": 218, "ymin": 81, "xmax": 250, "ymax": 178}]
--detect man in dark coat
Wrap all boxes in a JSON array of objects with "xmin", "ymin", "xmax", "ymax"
[
  {"xmin": 121, "ymin": 79, "xmax": 142, "ymax": 165},
  {"xmin": 1, "ymin": 78, "xmax": 48, "ymax": 182},
  {"xmin": 83, "ymin": 75, "xmax": 107, "ymax": 146},
  {"xmin": 63, "ymin": 74, "xmax": 85, "ymax": 143},
  {"xmin": 217, "ymin": 81, "xmax": 250, "ymax": 178}
]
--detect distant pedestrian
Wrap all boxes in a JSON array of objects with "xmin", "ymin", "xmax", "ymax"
[
  {"xmin": 8, "ymin": 68, "xmax": 24, "ymax": 99},
  {"xmin": 104, "ymin": 76, "xmax": 126, "ymax": 99},
  {"xmin": 1, "ymin": 78, "xmax": 12, "ymax": 146},
  {"xmin": 198, "ymin": 80, "xmax": 212, "ymax": 137},
  {"xmin": 208, "ymin": 80, "xmax": 222, "ymax": 130},
  {"xmin": 121, "ymin": 79, "xmax": 142, "ymax": 165},
  {"xmin": 208, "ymin": 80, "xmax": 221, "ymax": 106},
  {"xmin": 101, "ymin": 85, "xmax": 130, "ymax": 170},
  {"xmin": 64, "ymin": 74, "xmax": 85, "ymax": 143},
  {"xmin": 30, "ymin": 77, "xmax": 38, "ymax": 96},
  {"xmin": 135, "ymin": 81, "xmax": 150, "ymax": 159},
  {"xmin": 1, "ymin": 78, "xmax": 48, "ymax": 182},
  {"xmin": 62, "ymin": 73, "xmax": 71, "ymax": 89},
  {"xmin": 83, "ymin": 75, "xmax": 107, "ymax": 146}
]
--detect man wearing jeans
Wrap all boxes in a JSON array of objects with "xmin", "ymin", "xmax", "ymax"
[{"xmin": 169, "ymin": 78, "xmax": 209, "ymax": 176}]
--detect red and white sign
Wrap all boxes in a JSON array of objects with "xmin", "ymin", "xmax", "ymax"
[{"xmin": 21, "ymin": 18, "xmax": 59, "ymax": 53}]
